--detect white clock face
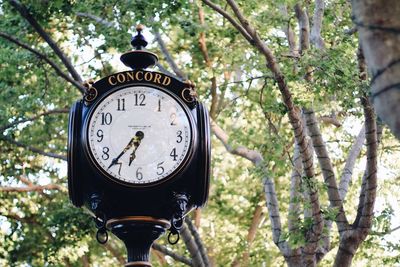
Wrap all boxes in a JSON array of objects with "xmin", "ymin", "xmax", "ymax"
[{"xmin": 86, "ymin": 85, "xmax": 193, "ymax": 185}]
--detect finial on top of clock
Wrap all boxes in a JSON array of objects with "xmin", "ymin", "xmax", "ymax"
[
  {"xmin": 131, "ymin": 24, "xmax": 147, "ymax": 50},
  {"xmin": 120, "ymin": 24, "xmax": 158, "ymax": 69}
]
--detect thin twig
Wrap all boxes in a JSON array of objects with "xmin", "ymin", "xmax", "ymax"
[
  {"xmin": 10, "ymin": 0, "xmax": 82, "ymax": 83},
  {"xmin": 0, "ymin": 108, "xmax": 69, "ymax": 132},
  {"xmin": 0, "ymin": 136, "xmax": 67, "ymax": 161},
  {"xmin": 0, "ymin": 32, "xmax": 84, "ymax": 93},
  {"xmin": 153, "ymin": 28, "xmax": 187, "ymax": 80}
]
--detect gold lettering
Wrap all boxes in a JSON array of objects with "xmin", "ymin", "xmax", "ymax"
[
  {"xmin": 108, "ymin": 75, "xmax": 117, "ymax": 85},
  {"xmin": 153, "ymin": 73, "xmax": 162, "ymax": 84},
  {"xmin": 117, "ymin": 73, "xmax": 126, "ymax": 83},
  {"xmin": 144, "ymin": 72, "xmax": 153, "ymax": 81},
  {"xmin": 136, "ymin": 71, "xmax": 143, "ymax": 81},
  {"xmin": 126, "ymin": 71, "xmax": 135, "ymax": 82},
  {"xmin": 162, "ymin": 76, "xmax": 171, "ymax": 86}
]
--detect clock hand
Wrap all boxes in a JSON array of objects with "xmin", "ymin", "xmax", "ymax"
[
  {"xmin": 128, "ymin": 131, "xmax": 144, "ymax": 166},
  {"xmin": 107, "ymin": 131, "xmax": 144, "ymax": 169}
]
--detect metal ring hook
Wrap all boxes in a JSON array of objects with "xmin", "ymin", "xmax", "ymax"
[
  {"xmin": 94, "ymin": 212, "xmax": 106, "ymax": 229},
  {"xmin": 172, "ymin": 216, "xmax": 183, "ymax": 230},
  {"xmin": 96, "ymin": 229, "xmax": 108, "ymax": 244},
  {"xmin": 168, "ymin": 231, "xmax": 180, "ymax": 245}
]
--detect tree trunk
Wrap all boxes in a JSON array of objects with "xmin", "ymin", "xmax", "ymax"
[
  {"xmin": 352, "ymin": 0, "xmax": 400, "ymax": 139},
  {"xmin": 285, "ymin": 255, "xmax": 303, "ymax": 267},
  {"xmin": 333, "ymin": 233, "xmax": 361, "ymax": 267}
]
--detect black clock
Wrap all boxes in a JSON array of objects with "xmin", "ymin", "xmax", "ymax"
[
  {"xmin": 67, "ymin": 25, "xmax": 210, "ymax": 266},
  {"xmin": 68, "ymin": 69, "xmax": 210, "ymax": 210}
]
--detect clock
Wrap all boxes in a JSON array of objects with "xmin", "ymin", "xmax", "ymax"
[
  {"xmin": 83, "ymin": 84, "xmax": 196, "ymax": 186},
  {"xmin": 68, "ymin": 28, "xmax": 211, "ymax": 266}
]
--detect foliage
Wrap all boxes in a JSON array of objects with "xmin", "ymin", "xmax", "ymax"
[{"xmin": 0, "ymin": 0, "xmax": 399, "ymax": 266}]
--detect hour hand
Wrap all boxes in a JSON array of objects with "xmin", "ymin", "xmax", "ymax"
[
  {"xmin": 128, "ymin": 152, "xmax": 136, "ymax": 166},
  {"xmin": 128, "ymin": 131, "xmax": 144, "ymax": 166}
]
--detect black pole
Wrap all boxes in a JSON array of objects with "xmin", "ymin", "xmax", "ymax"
[{"xmin": 107, "ymin": 217, "xmax": 170, "ymax": 267}]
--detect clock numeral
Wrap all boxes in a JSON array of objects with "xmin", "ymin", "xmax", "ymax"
[
  {"xmin": 170, "ymin": 148, "xmax": 178, "ymax": 161},
  {"xmin": 97, "ymin": 129, "xmax": 104, "ymax": 142},
  {"xmin": 102, "ymin": 147, "xmax": 110, "ymax": 160},
  {"xmin": 136, "ymin": 167, "xmax": 143, "ymax": 180},
  {"xmin": 157, "ymin": 162, "xmax": 164, "ymax": 175},
  {"xmin": 101, "ymin": 112, "xmax": 112, "ymax": 125},
  {"xmin": 134, "ymin": 93, "xmax": 146, "ymax": 106},
  {"xmin": 170, "ymin": 113, "xmax": 177, "ymax": 126},
  {"xmin": 117, "ymin": 98, "xmax": 125, "ymax": 111},
  {"xmin": 176, "ymin": 130, "xmax": 183, "ymax": 143}
]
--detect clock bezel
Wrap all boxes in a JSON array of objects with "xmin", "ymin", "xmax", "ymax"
[
  {"xmin": 82, "ymin": 83, "xmax": 197, "ymax": 188},
  {"xmin": 68, "ymin": 100, "xmax": 84, "ymax": 206}
]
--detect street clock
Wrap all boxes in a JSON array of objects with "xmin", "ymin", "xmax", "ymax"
[
  {"xmin": 67, "ymin": 26, "xmax": 210, "ymax": 266},
  {"xmin": 85, "ymin": 84, "xmax": 196, "ymax": 186}
]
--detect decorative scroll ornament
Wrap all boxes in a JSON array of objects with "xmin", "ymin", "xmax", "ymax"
[
  {"xmin": 182, "ymin": 80, "xmax": 197, "ymax": 103},
  {"xmin": 83, "ymin": 78, "xmax": 98, "ymax": 104}
]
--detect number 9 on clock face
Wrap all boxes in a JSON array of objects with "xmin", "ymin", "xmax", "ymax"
[{"xmin": 85, "ymin": 85, "xmax": 195, "ymax": 185}]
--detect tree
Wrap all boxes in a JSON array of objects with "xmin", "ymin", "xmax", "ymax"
[
  {"xmin": 1, "ymin": 1, "xmax": 399, "ymax": 266},
  {"xmin": 351, "ymin": 0, "xmax": 400, "ymax": 140}
]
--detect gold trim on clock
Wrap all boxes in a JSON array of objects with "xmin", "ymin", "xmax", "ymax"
[{"xmin": 106, "ymin": 216, "xmax": 171, "ymax": 229}]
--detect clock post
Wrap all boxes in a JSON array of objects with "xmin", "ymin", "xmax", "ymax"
[{"xmin": 68, "ymin": 25, "xmax": 210, "ymax": 267}]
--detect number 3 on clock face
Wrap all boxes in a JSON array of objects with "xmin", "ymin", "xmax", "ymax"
[{"xmin": 86, "ymin": 85, "xmax": 195, "ymax": 185}]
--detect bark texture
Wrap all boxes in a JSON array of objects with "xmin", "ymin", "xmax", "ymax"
[{"xmin": 352, "ymin": 0, "xmax": 400, "ymax": 139}]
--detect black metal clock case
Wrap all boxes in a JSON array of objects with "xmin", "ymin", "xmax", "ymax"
[{"xmin": 67, "ymin": 69, "xmax": 210, "ymax": 221}]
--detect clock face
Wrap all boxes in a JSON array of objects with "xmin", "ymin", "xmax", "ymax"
[{"xmin": 85, "ymin": 85, "xmax": 194, "ymax": 185}]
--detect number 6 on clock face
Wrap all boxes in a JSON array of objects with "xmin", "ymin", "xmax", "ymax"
[{"xmin": 85, "ymin": 85, "xmax": 195, "ymax": 186}]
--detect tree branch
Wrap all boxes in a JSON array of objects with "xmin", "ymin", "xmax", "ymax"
[
  {"xmin": 0, "ymin": 136, "xmax": 67, "ymax": 161},
  {"xmin": 232, "ymin": 203, "xmax": 264, "ymax": 267},
  {"xmin": 197, "ymin": 3, "xmax": 219, "ymax": 120},
  {"xmin": 0, "ymin": 212, "xmax": 38, "ymax": 225},
  {"xmin": 9, "ymin": 0, "xmax": 82, "ymax": 83},
  {"xmin": 310, "ymin": 0, "xmax": 326, "ymax": 49},
  {"xmin": 152, "ymin": 27, "xmax": 187, "ymax": 80},
  {"xmin": 304, "ymin": 108, "xmax": 348, "ymax": 231},
  {"xmin": 338, "ymin": 125, "xmax": 365, "ymax": 199},
  {"xmin": 209, "ymin": 1, "xmax": 323, "ymax": 259},
  {"xmin": 294, "ymin": 4, "xmax": 310, "ymax": 54},
  {"xmin": 185, "ymin": 218, "xmax": 210, "ymax": 266},
  {"xmin": 211, "ymin": 120, "xmax": 263, "ymax": 164},
  {"xmin": 318, "ymin": 115, "xmax": 342, "ymax": 127},
  {"xmin": 152, "ymin": 243, "xmax": 193, "ymax": 266},
  {"xmin": 198, "ymin": 3, "xmax": 211, "ymax": 67},
  {"xmin": 224, "ymin": 0, "xmax": 316, "ymax": 181},
  {"xmin": 355, "ymin": 96, "xmax": 378, "ymax": 231},
  {"xmin": 288, "ymin": 144, "xmax": 302, "ymax": 232},
  {"xmin": 0, "ymin": 184, "xmax": 66, "ymax": 192},
  {"xmin": 76, "ymin": 12, "xmax": 115, "ymax": 27},
  {"xmin": 0, "ymin": 108, "xmax": 69, "ymax": 132},
  {"xmin": 371, "ymin": 225, "xmax": 400, "ymax": 236},
  {"xmin": 201, "ymin": 0, "xmax": 254, "ymax": 44},
  {"xmin": 0, "ymin": 32, "xmax": 84, "ymax": 93},
  {"xmin": 210, "ymin": 119, "xmax": 285, "ymax": 252},
  {"xmin": 279, "ymin": 4, "xmax": 298, "ymax": 57},
  {"xmin": 180, "ymin": 223, "xmax": 205, "ymax": 267}
]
